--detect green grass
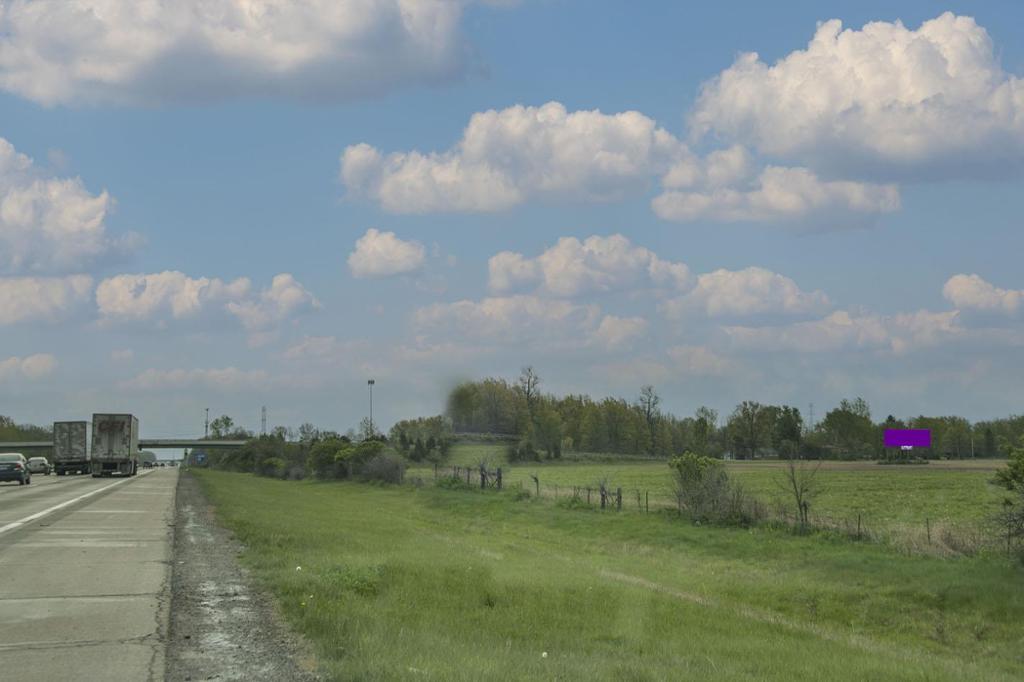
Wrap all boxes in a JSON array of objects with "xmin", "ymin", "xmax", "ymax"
[
  {"xmin": 194, "ymin": 469, "xmax": 1024, "ymax": 681},
  {"xmin": 413, "ymin": 448, "xmax": 1008, "ymax": 529}
]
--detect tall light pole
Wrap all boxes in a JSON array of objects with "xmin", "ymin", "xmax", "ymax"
[
  {"xmin": 204, "ymin": 408, "xmax": 209, "ymax": 438},
  {"xmin": 367, "ymin": 379, "xmax": 375, "ymax": 437}
]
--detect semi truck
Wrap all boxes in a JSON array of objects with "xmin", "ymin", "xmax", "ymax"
[
  {"xmin": 90, "ymin": 413, "xmax": 139, "ymax": 477},
  {"xmin": 53, "ymin": 421, "xmax": 90, "ymax": 476}
]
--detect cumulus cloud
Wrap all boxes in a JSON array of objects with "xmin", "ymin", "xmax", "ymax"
[
  {"xmin": 724, "ymin": 309, "xmax": 962, "ymax": 354},
  {"xmin": 414, "ymin": 294, "xmax": 600, "ymax": 344},
  {"xmin": 0, "ymin": 275, "xmax": 93, "ymax": 324},
  {"xmin": 690, "ymin": 13, "xmax": 1024, "ymax": 178},
  {"xmin": 0, "ymin": 138, "xmax": 136, "ymax": 273},
  {"xmin": 943, "ymin": 274, "xmax": 1022, "ymax": 315},
  {"xmin": 341, "ymin": 101, "xmax": 685, "ymax": 212},
  {"xmin": 0, "ymin": 0, "xmax": 485, "ymax": 106},
  {"xmin": 592, "ymin": 315, "xmax": 648, "ymax": 350},
  {"xmin": 348, "ymin": 228, "xmax": 426, "ymax": 278},
  {"xmin": 661, "ymin": 267, "xmax": 830, "ymax": 318},
  {"xmin": 119, "ymin": 366, "xmax": 268, "ymax": 391},
  {"xmin": 225, "ymin": 274, "xmax": 320, "ymax": 330},
  {"xmin": 96, "ymin": 270, "xmax": 317, "ymax": 330},
  {"xmin": 96, "ymin": 271, "xmax": 251, "ymax": 321},
  {"xmin": 488, "ymin": 234, "xmax": 691, "ymax": 296},
  {"xmin": 653, "ymin": 163, "xmax": 899, "ymax": 225},
  {"xmin": 0, "ymin": 353, "xmax": 57, "ymax": 381}
]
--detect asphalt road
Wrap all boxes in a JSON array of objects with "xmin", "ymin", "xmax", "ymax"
[{"xmin": 0, "ymin": 468, "xmax": 177, "ymax": 681}]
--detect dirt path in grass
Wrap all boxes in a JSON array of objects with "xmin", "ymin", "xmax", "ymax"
[{"xmin": 166, "ymin": 472, "xmax": 320, "ymax": 682}]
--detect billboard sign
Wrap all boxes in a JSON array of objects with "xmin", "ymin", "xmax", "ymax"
[{"xmin": 884, "ymin": 429, "xmax": 931, "ymax": 448}]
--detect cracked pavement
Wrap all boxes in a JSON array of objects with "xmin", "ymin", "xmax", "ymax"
[{"xmin": 0, "ymin": 469, "xmax": 174, "ymax": 681}]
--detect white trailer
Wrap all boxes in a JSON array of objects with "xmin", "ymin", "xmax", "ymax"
[
  {"xmin": 53, "ymin": 421, "xmax": 90, "ymax": 476},
  {"xmin": 90, "ymin": 414, "xmax": 139, "ymax": 477}
]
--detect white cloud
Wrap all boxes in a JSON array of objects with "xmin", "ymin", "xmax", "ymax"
[
  {"xmin": 110, "ymin": 348, "xmax": 134, "ymax": 362},
  {"xmin": 690, "ymin": 13, "xmax": 1024, "ymax": 178},
  {"xmin": 593, "ymin": 315, "xmax": 647, "ymax": 350},
  {"xmin": 96, "ymin": 270, "xmax": 251, "ymax": 320},
  {"xmin": 724, "ymin": 309, "xmax": 962, "ymax": 354},
  {"xmin": 348, "ymin": 228, "xmax": 426, "ymax": 278},
  {"xmin": 225, "ymin": 273, "xmax": 320, "ymax": 330},
  {"xmin": 943, "ymin": 274, "xmax": 1022, "ymax": 315},
  {"xmin": 0, "ymin": 0, "xmax": 482, "ymax": 106},
  {"xmin": 341, "ymin": 101, "xmax": 685, "ymax": 212},
  {"xmin": 96, "ymin": 270, "xmax": 317, "ymax": 330},
  {"xmin": 666, "ymin": 345, "xmax": 733, "ymax": 376},
  {"xmin": 661, "ymin": 267, "xmax": 830, "ymax": 318},
  {"xmin": 0, "ymin": 353, "xmax": 57, "ymax": 381},
  {"xmin": 120, "ymin": 366, "xmax": 269, "ymax": 391},
  {"xmin": 0, "ymin": 138, "xmax": 136, "ymax": 273},
  {"xmin": 0, "ymin": 275, "xmax": 92, "ymax": 324},
  {"xmin": 488, "ymin": 234, "xmax": 691, "ymax": 296},
  {"xmin": 414, "ymin": 294, "xmax": 600, "ymax": 344},
  {"xmin": 653, "ymin": 164, "xmax": 899, "ymax": 225}
]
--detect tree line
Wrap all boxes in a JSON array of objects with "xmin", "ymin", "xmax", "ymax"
[{"xmin": 445, "ymin": 370, "xmax": 1024, "ymax": 460}]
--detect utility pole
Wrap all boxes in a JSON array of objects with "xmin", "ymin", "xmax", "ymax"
[
  {"xmin": 368, "ymin": 379, "xmax": 375, "ymax": 437},
  {"xmin": 204, "ymin": 408, "xmax": 209, "ymax": 439},
  {"xmin": 808, "ymin": 402, "xmax": 815, "ymax": 433},
  {"xmin": 261, "ymin": 406, "xmax": 267, "ymax": 436}
]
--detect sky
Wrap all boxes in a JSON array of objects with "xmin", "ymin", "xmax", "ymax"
[{"xmin": 2, "ymin": 0, "xmax": 1024, "ymax": 438}]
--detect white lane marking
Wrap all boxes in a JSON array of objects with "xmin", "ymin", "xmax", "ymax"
[{"xmin": 0, "ymin": 472, "xmax": 150, "ymax": 536}]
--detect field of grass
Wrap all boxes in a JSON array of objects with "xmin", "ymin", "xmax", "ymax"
[
  {"xmin": 412, "ymin": 444, "xmax": 1009, "ymax": 530},
  {"xmin": 193, "ymin": 469, "xmax": 1024, "ymax": 681}
]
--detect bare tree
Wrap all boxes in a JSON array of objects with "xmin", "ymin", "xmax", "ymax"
[
  {"xmin": 637, "ymin": 385, "xmax": 660, "ymax": 451},
  {"xmin": 778, "ymin": 458, "xmax": 822, "ymax": 529},
  {"xmin": 518, "ymin": 366, "xmax": 541, "ymax": 420}
]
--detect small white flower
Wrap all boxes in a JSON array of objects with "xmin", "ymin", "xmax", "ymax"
[
  {"xmin": 542, "ymin": 652, "xmax": 548, "ymax": 659},
  {"xmin": 296, "ymin": 566, "xmax": 302, "ymax": 571}
]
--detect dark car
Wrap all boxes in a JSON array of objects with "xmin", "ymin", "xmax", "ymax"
[{"xmin": 0, "ymin": 453, "xmax": 32, "ymax": 485}]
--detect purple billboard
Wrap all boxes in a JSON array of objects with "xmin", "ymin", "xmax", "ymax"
[{"xmin": 884, "ymin": 429, "xmax": 931, "ymax": 448}]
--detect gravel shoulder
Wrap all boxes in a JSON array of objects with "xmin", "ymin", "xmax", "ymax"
[{"xmin": 166, "ymin": 471, "xmax": 320, "ymax": 682}]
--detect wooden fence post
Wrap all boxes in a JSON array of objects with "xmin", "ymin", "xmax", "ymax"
[
  {"xmin": 616, "ymin": 487, "xmax": 622, "ymax": 511},
  {"xmin": 466, "ymin": 467, "xmax": 471, "ymax": 485},
  {"xmin": 496, "ymin": 467, "xmax": 502, "ymax": 490},
  {"xmin": 586, "ymin": 488, "xmax": 591, "ymax": 505},
  {"xmin": 926, "ymin": 518, "xmax": 931, "ymax": 544},
  {"xmin": 645, "ymin": 491, "xmax": 649, "ymax": 514},
  {"xmin": 480, "ymin": 464, "xmax": 486, "ymax": 489},
  {"xmin": 599, "ymin": 484, "xmax": 607, "ymax": 509}
]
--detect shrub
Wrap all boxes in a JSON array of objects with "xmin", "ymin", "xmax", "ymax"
[
  {"xmin": 358, "ymin": 453, "xmax": 406, "ymax": 485},
  {"xmin": 669, "ymin": 452, "xmax": 757, "ymax": 525},
  {"xmin": 437, "ymin": 475, "xmax": 475, "ymax": 491},
  {"xmin": 507, "ymin": 440, "xmax": 540, "ymax": 463},
  {"xmin": 256, "ymin": 456, "xmax": 288, "ymax": 479}
]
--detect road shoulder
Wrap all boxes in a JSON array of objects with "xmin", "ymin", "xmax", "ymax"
[{"xmin": 166, "ymin": 471, "xmax": 319, "ymax": 682}]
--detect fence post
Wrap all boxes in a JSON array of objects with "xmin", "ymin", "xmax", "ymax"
[
  {"xmin": 480, "ymin": 465, "xmax": 486, "ymax": 490},
  {"xmin": 600, "ymin": 484, "xmax": 607, "ymax": 509},
  {"xmin": 857, "ymin": 514, "xmax": 861, "ymax": 539},
  {"xmin": 645, "ymin": 491, "xmax": 649, "ymax": 514},
  {"xmin": 587, "ymin": 488, "xmax": 591, "ymax": 505},
  {"xmin": 616, "ymin": 487, "xmax": 622, "ymax": 511},
  {"xmin": 635, "ymin": 490, "xmax": 641, "ymax": 511},
  {"xmin": 466, "ymin": 467, "xmax": 471, "ymax": 485},
  {"xmin": 496, "ymin": 467, "xmax": 502, "ymax": 490},
  {"xmin": 926, "ymin": 517, "xmax": 931, "ymax": 544}
]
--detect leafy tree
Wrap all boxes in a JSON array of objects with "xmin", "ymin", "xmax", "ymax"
[{"xmin": 726, "ymin": 401, "xmax": 770, "ymax": 459}]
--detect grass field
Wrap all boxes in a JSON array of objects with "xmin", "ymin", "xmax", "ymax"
[
  {"xmin": 413, "ymin": 444, "xmax": 1009, "ymax": 529},
  {"xmin": 194, "ymin": 469, "xmax": 1024, "ymax": 681}
]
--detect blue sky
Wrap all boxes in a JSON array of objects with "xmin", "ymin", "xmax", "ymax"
[{"xmin": 2, "ymin": 1, "xmax": 1024, "ymax": 437}]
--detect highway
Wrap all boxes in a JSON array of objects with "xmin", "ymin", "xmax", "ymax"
[{"xmin": 0, "ymin": 468, "xmax": 177, "ymax": 681}]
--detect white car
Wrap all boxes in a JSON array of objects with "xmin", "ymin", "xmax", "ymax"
[{"xmin": 27, "ymin": 457, "xmax": 52, "ymax": 475}]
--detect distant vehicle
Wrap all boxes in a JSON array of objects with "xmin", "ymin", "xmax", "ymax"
[
  {"xmin": 27, "ymin": 457, "xmax": 52, "ymax": 475},
  {"xmin": 53, "ymin": 421, "xmax": 90, "ymax": 475},
  {"xmin": 142, "ymin": 461, "xmax": 153, "ymax": 469},
  {"xmin": 90, "ymin": 414, "xmax": 139, "ymax": 477},
  {"xmin": 0, "ymin": 453, "xmax": 31, "ymax": 485}
]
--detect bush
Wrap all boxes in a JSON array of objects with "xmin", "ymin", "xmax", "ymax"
[
  {"xmin": 256, "ymin": 456, "xmax": 288, "ymax": 479},
  {"xmin": 669, "ymin": 452, "xmax": 757, "ymax": 526},
  {"xmin": 437, "ymin": 475, "xmax": 475, "ymax": 491},
  {"xmin": 507, "ymin": 440, "xmax": 540, "ymax": 463},
  {"xmin": 358, "ymin": 453, "xmax": 406, "ymax": 485}
]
